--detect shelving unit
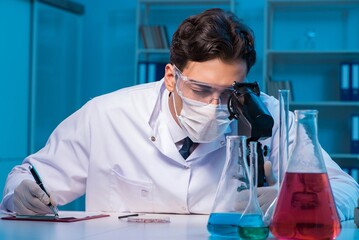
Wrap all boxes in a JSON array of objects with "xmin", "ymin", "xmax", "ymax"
[
  {"xmin": 134, "ymin": 0, "xmax": 236, "ymax": 85},
  {"xmin": 263, "ymin": 0, "xmax": 359, "ymax": 170}
]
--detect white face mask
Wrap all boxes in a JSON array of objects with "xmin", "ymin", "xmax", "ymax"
[{"xmin": 173, "ymin": 93, "xmax": 233, "ymax": 143}]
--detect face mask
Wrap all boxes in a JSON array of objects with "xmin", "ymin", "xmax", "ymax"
[{"xmin": 173, "ymin": 93, "xmax": 233, "ymax": 143}]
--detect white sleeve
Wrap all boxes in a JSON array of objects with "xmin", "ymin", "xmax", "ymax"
[
  {"xmin": 0, "ymin": 163, "xmax": 33, "ymax": 213},
  {"xmin": 323, "ymin": 150, "xmax": 359, "ymax": 221},
  {"xmin": 0, "ymin": 101, "xmax": 94, "ymax": 212}
]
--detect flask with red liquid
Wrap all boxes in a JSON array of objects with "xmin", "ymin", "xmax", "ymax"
[{"xmin": 270, "ymin": 110, "xmax": 341, "ymax": 240}]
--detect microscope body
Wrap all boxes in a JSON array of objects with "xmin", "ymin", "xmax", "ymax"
[{"xmin": 227, "ymin": 81, "xmax": 274, "ymax": 187}]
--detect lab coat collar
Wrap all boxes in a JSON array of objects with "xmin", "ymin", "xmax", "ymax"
[
  {"xmin": 148, "ymin": 79, "xmax": 166, "ymax": 129},
  {"xmin": 148, "ymin": 80, "xmax": 185, "ymax": 165},
  {"xmin": 161, "ymin": 88, "xmax": 186, "ymax": 143}
]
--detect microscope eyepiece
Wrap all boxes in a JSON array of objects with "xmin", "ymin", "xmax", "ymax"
[{"xmin": 228, "ymin": 81, "xmax": 274, "ymax": 141}]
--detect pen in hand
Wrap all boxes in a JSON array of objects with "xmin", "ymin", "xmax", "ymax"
[{"xmin": 28, "ymin": 165, "xmax": 59, "ymax": 217}]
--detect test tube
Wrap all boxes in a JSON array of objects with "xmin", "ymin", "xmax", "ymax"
[
  {"xmin": 263, "ymin": 89, "xmax": 290, "ymax": 225},
  {"xmin": 278, "ymin": 89, "xmax": 290, "ymax": 187}
]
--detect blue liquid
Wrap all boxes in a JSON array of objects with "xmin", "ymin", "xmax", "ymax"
[
  {"xmin": 238, "ymin": 214, "xmax": 269, "ymax": 240},
  {"xmin": 207, "ymin": 212, "xmax": 241, "ymax": 237}
]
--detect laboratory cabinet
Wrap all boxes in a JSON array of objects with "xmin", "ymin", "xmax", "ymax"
[
  {"xmin": 263, "ymin": 0, "xmax": 359, "ymax": 173},
  {"xmin": 134, "ymin": 0, "xmax": 236, "ymax": 85},
  {"xmin": 0, "ymin": 0, "xmax": 85, "ymax": 210}
]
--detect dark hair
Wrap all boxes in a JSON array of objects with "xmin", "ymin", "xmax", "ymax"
[{"xmin": 170, "ymin": 8, "xmax": 256, "ymax": 73}]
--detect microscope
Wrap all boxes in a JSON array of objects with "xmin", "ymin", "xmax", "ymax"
[{"xmin": 227, "ymin": 81, "xmax": 274, "ymax": 187}]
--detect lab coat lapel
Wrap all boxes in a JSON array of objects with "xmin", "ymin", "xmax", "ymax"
[
  {"xmin": 148, "ymin": 82, "xmax": 186, "ymax": 165},
  {"xmin": 152, "ymin": 125, "xmax": 186, "ymax": 165}
]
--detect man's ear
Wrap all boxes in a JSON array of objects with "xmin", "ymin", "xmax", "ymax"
[{"xmin": 164, "ymin": 64, "xmax": 176, "ymax": 92}]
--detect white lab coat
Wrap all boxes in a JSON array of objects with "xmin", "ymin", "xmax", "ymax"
[{"xmin": 1, "ymin": 80, "xmax": 358, "ymax": 219}]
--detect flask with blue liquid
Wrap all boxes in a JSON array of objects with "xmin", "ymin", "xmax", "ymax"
[
  {"xmin": 238, "ymin": 141, "xmax": 269, "ymax": 240},
  {"xmin": 207, "ymin": 135, "xmax": 250, "ymax": 237}
]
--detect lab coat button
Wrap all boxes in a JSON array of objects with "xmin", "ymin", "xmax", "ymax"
[
  {"xmin": 150, "ymin": 136, "xmax": 156, "ymax": 142},
  {"xmin": 183, "ymin": 165, "xmax": 190, "ymax": 169},
  {"xmin": 220, "ymin": 141, "xmax": 225, "ymax": 145},
  {"xmin": 182, "ymin": 206, "xmax": 187, "ymax": 211}
]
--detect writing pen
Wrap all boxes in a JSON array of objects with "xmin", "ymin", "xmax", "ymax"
[
  {"xmin": 28, "ymin": 165, "xmax": 59, "ymax": 217},
  {"xmin": 118, "ymin": 214, "xmax": 139, "ymax": 219}
]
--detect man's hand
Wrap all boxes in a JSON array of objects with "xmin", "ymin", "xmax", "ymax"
[
  {"xmin": 235, "ymin": 161, "xmax": 277, "ymax": 213},
  {"xmin": 13, "ymin": 179, "xmax": 56, "ymax": 215},
  {"xmin": 257, "ymin": 161, "xmax": 278, "ymax": 214},
  {"xmin": 264, "ymin": 161, "xmax": 277, "ymax": 186}
]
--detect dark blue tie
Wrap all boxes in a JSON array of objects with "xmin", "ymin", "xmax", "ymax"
[{"xmin": 179, "ymin": 137, "xmax": 193, "ymax": 159}]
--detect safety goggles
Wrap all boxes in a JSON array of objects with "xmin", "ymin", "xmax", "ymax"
[{"xmin": 173, "ymin": 65, "xmax": 235, "ymax": 106}]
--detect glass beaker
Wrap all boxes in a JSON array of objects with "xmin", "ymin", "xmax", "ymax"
[
  {"xmin": 238, "ymin": 141, "xmax": 269, "ymax": 240},
  {"xmin": 270, "ymin": 110, "xmax": 341, "ymax": 239},
  {"xmin": 207, "ymin": 135, "xmax": 250, "ymax": 237}
]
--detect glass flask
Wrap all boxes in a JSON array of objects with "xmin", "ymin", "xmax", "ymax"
[
  {"xmin": 238, "ymin": 141, "xmax": 269, "ymax": 240},
  {"xmin": 207, "ymin": 135, "xmax": 250, "ymax": 237},
  {"xmin": 270, "ymin": 110, "xmax": 341, "ymax": 239},
  {"xmin": 263, "ymin": 89, "xmax": 290, "ymax": 225},
  {"xmin": 277, "ymin": 89, "xmax": 290, "ymax": 187}
]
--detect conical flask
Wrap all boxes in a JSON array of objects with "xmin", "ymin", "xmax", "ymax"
[
  {"xmin": 270, "ymin": 110, "xmax": 341, "ymax": 239},
  {"xmin": 238, "ymin": 141, "xmax": 269, "ymax": 240},
  {"xmin": 207, "ymin": 135, "xmax": 250, "ymax": 237}
]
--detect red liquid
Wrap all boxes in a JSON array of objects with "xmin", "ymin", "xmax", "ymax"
[{"xmin": 270, "ymin": 172, "xmax": 341, "ymax": 240}]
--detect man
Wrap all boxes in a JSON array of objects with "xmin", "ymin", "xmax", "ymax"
[{"xmin": 1, "ymin": 8, "xmax": 358, "ymax": 220}]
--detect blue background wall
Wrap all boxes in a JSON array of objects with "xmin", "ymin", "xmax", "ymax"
[
  {"xmin": 0, "ymin": 0, "xmax": 31, "ymax": 203},
  {"xmin": 76, "ymin": 0, "xmax": 265, "ymax": 101}
]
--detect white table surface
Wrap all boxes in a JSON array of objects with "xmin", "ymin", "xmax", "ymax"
[{"xmin": 0, "ymin": 212, "xmax": 358, "ymax": 240}]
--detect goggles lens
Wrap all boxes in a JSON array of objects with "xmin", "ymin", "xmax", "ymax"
[{"xmin": 173, "ymin": 65, "xmax": 235, "ymax": 105}]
